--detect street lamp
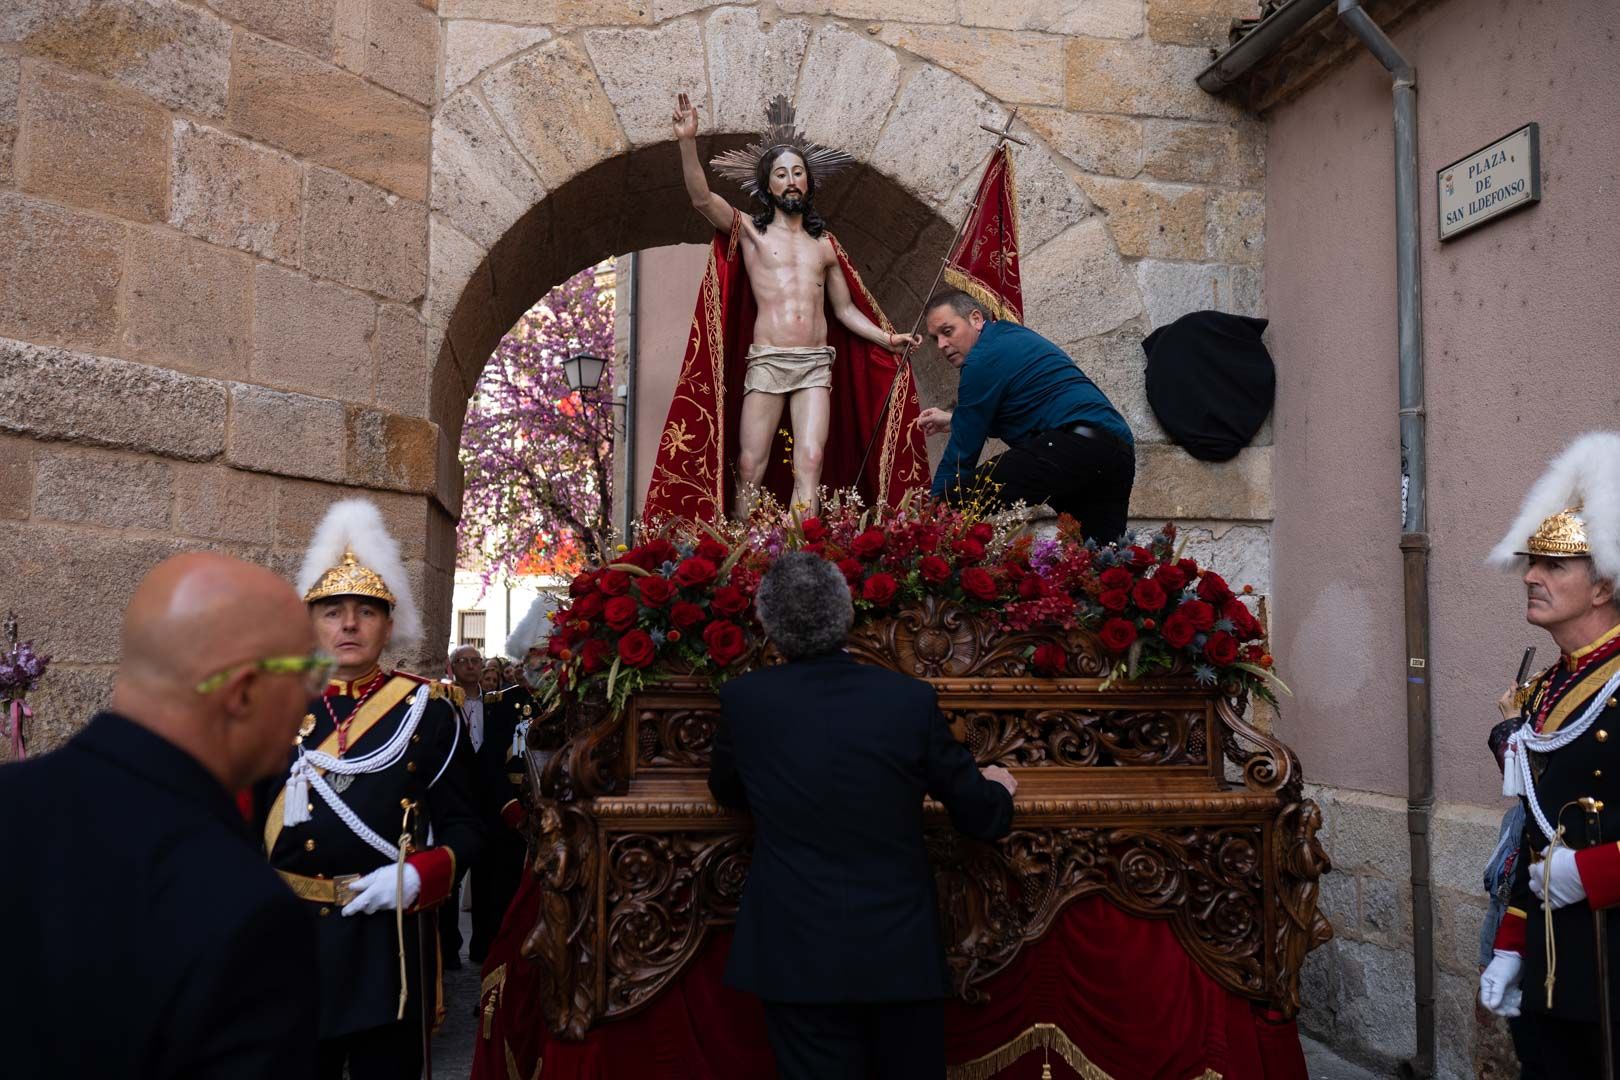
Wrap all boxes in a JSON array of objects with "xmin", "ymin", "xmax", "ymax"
[{"xmin": 563, "ymin": 353, "xmax": 609, "ymax": 394}]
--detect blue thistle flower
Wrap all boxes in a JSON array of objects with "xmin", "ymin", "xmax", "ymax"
[
  {"xmin": 1193, "ymin": 663, "xmax": 1218, "ymax": 687},
  {"xmin": 1212, "ymin": 618, "xmax": 1236, "ymax": 634},
  {"xmin": 649, "ymin": 629, "xmax": 667, "ymax": 647}
]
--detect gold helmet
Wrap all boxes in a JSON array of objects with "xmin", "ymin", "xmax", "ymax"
[
  {"xmin": 1491, "ymin": 432, "xmax": 1620, "ymax": 581},
  {"xmin": 296, "ymin": 499, "xmax": 422, "ymax": 645}
]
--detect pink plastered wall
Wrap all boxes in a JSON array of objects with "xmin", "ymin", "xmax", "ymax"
[{"xmin": 1265, "ymin": 0, "xmax": 1620, "ymax": 803}]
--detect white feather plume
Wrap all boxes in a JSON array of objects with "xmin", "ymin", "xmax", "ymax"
[
  {"xmin": 1489, "ymin": 431, "xmax": 1620, "ymax": 582},
  {"xmin": 506, "ymin": 592, "xmax": 561, "ymax": 659},
  {"xmin": 296, "ymin": 498, "xmax": 423, "ymax": 645}
]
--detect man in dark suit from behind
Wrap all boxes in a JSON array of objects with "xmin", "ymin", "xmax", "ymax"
[
  {"xmin": 709, "ymin": 552, "xmax": 1018, "ymax": 1079},
  {"xmin": 0, "ymin": 553, "xmax": 323, "ymax": 1078}
]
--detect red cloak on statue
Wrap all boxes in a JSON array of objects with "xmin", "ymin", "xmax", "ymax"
[{"xmin": 642, "ymin": 212, "xmax": 930, "ymax": 524}]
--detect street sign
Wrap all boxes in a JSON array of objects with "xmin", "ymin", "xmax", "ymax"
[{"xmin": 1438, "ymin": 123, "xmax": 1540, "ymax": 242}]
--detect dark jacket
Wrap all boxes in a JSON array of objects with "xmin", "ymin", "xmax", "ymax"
[
  {"xmin": 0, "ymin": 712, "xmax": 317, "ymax": 1079},
  {"xmin": 709, "ymin": 651, "xmax": 1014, "ymax": 1003}
]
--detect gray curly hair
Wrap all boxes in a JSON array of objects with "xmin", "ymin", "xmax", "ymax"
[{"xmin": 755, "ymin": 551, "xmax": 854, "ymax": 659}]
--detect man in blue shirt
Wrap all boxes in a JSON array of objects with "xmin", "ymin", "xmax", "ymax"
[{"xmin": 919, "ymin": 290, "xmax": 1135, "ymax": 541}]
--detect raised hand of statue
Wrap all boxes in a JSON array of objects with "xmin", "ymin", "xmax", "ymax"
[{"xmin": 672, "ymin": 92, "xmax": 699, "ymax": 141}]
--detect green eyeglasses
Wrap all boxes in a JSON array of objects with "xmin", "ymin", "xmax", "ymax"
[{"xmin": 195, "ymin": 653, "xmax": 337, "ymax": 696}]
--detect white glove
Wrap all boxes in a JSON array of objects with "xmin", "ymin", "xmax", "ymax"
[
  {"xmin": 1529, "ymin": 846, "xmax": 1587, "ymax": 910},
  {"xmin": 1479, "ymin": 951, "xmax": 1523, "ymax": 1017},
  {"xmin": 341, "ymin": 863, "xmax": 422, "ymax": 917}
]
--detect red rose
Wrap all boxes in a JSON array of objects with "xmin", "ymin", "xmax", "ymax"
[
  {"xmin": 1099, "ymin": 566, "xmax": 1134, "ymax": 591},
  {"xmin": 1000, "ymin": 561, "xmax": 1027, "ymax": 582},
  {"xmin": 696, "ymin": 538, "xmax": 729, "ymax": 563},
  {"xmin": 952, "ymin": 537, "xmax": 986, "ymax": 564},
  {"xmin": 960, "ymin": 567, "xmax": 998, "ymax": 602},
  {"xmin": 800, "ymin": 517, "xmax": 827, "ymax": 543},
  {"xmin": 547, "ymin": 634, "xmax": 569, "ymax": 659},
  {"xmin": 597, "ymin": 569, "xmax": 631, "ymax": 596},
  {"xmin": 569, "ymin": 572, "xmax": 596, "ymax": 598},
  {"xmin": 1180, "ymin": 600, "xmax": 1216, "ymax": 632},
  {"xmin": 837, "ymin": 557, "xmax": 865, "ymax": 584},
  {"xmin": 617, "ymin": 629, "xmax": 657, "ymax": 668},
  {"xmin": 1162, "ymin": 611, "xmax": 1196, "ymax": 649},
  {"xmin": 1222, "ymin": 599, "xmax": 1259, "ymax": 639},
  {"xmin": 1131, "ymin": 578, "xmax": 1168, "ymax": 613},
  {"xmin": 572, "ymin": 592, "xmax": 605, "ymax": 621},
  {"xmin": 603, "ymin": 596, "xmax": 639, "ymax": 632},
  {"xmin": 673, "ymin": 557, "xmax": 717, "ymax": 589},
  {"xmin": 1197, "ymin": 571, "xmax": 1232, "ymax": 605},
  {"xmin": 636, "ymin": 576, "xmax": 675, "ymax": 608},
  {"xmin": 641, "ymin": 538, "xmax": 679, "ymax": 568},
  {"xmin": 1126, "ymin": 545, "xmax": 1155, "ymax": 569},
  {"xmin": 851, "ymin": 528, "xmax": 887, "ymax": 559},
  {"xmin": 968, "ymin": 522, "xmax": 994, "ymax": 544},
  {"xmin": 670, "ymin": 601, "xmax": 706, "ymax": 631},
  {"xmin": 862, "ymin": 572, "xmax": 899, "ymax": 606},
  {"xmin": 1153, "ymin": 565, "xmax": 1187, "ymax": 595},
  {"xmin": 916, "ymin": 527, "xmax": 942, "ymax": 554},
  {"xmin": 1204, "ymin": 630, "xmax": 1239, "ymax": 666},
  {"xmin": 702, "ymin": 620, "xmax": 748, "ymax": 667},
  {"xmin": 1098, "ymin": 618, "xmax": 1138, "ymax": 653},
  {"xmin": 919, "ymin": 555, "xmax": 952, "ymax": 584},
  {"xmin": 579, "ymin": 638, "xmax": 611, "ymax": 674},
  {"xmin": 1099, "ymin": 588, "xmax": 1129, "ymax": 613},
  {"xmin": 711, "ymin": 585, "xmax": 750, "ymax": 618},
  {"xmin": 1176, "ymin": 558, "xmax": 1200, "ymax": 580},
  {"xmin": 1018, "ymin": 575, "xmax": 1042, "ymax": 600},
  {"xmin": 1032, "ymin": 643, "xmax": 1068, "ymax": 676}
]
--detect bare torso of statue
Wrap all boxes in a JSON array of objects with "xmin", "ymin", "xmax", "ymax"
[{"xmin": 672, "ymin": 93, "xmax": 917, "ymax": 518}]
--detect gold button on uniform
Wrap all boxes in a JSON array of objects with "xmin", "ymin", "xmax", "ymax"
[
  {"xmin": 319, "ymin": 906, "xmax": 332, "ymax": 917},
  {"xmin": 1599, "ymin": 730, "xmax": 1610, "ymax": 743},
  {"xmin": 304, "ymin": 838, "xmax": 316, "ymax": 851},
  {"xmin": 1595, "ymin": 770, "xmax": 1604, "ymax": 779},
  {"xmin": 406, "ymin": 760, "xmax": 418, "ymax": 773}
]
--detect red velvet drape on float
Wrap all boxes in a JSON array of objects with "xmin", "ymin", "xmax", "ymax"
[
  {"xmin": 472, "ymin": 886, "xmax": 1307, "ymax": 1080},
  {"xmin": 640, "ymin": 214, "xmax": 930, "ymax": 525},
  {"xmin": 943, "ymin": 142, "xmax": 1024, "ymax": 325}
]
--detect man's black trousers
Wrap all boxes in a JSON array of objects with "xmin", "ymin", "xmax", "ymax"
[
  {"xmin": 317, "ymin": 1019, "xmax": 422, "ymax": 1080},
  {"xmin": 1511, "ymin": 1010, "xmax": 1620, "ymax": 1078},
  {"xmin": 762, "ymin": 999, "xmax": 943, "ymax": 1080},
  {"xmin": 942, "ymin": 428, "xmax": 1135, "ymax": 544}
]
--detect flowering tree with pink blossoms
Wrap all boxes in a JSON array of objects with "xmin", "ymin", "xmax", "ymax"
[{"xmin": 458, "ymin": 265, "xmax": 615, "ymax": 583}]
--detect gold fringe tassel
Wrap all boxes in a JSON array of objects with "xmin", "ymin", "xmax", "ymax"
[
  {"xmin": 943, "ymin": 266, "xmax": 1023, "ymax": 325},
  {"xmin": 945, "ymin": 1022, "xmax": 1222, "ymax": 1080}
]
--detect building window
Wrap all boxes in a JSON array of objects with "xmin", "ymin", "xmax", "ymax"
[{"xmin": 459, "ymin": 610, "xmax": 486, "ymax": 653}]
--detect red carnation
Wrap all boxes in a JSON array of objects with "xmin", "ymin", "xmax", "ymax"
[
  {"xmin": 851, "ymin": 528, "xmax": 887, "ymax": 559},
  {"xmin": 1098, "ymin": 618, "xmax": 1138, "ymax": 653},
  {"xmin": 1197, "ymin": 571, "xmax": 1233, "ymax": 605},
  {"xmin": 579, "ymin": 638, "xmax": 611, "ymax": 674},
  {"xmin": 1162, "ymin": 611, "xmax": 1196, "ymax": 649},
  {"xmin": 670, "ymin": 601, "xmax": 706, "ymax": 631},
  {"xmin": 702, "ymin": 620, "xmax": 748, "ymax": 667},
  {"xmin": 617, "ymin": 629, "xmax": 657, "ymax": 669},
  {"xmin": 572, "ymin": 592, "xmax": 605, "ymax": 621},
  {"xmin": 800, "ymin": 517, "xmax": 827, "ymax": 543},
  {"xmin": 1032, "ymin": 643, "xmax": 1068, "ymax": 676},
  {"xmin": 710, "ymin": 585, "xmax": 750, "ymax": 618},
  {"xmin": 1099, "ymin": 588, "xmax": 1129, "ymax": 613},
  {"xmin": 1018, "ymin": 575, "xmax": 1042, "ymax": 600},
  {"xmin": 569, "ymin": 572, "xmax": 596, "ymax": 598},
  {"xmin": 1180, "ymin": 599, "xmax": 1216, "ymax": 632},
  {"xmin": 1153, "ymin": 565, "xmax": 1187, "ymax": 595},
  {"xmin": 960, "ymin": 567, "xmax": 999, "ymax": 602},
  {"xmin": 837, "ymin": 558, "xmax": 865, "ymax": 584},
  {"xmin": 696, "ymin": 538, "xmax": 729, "ymax": 563},
  {"xmin": 636, "ymin": 576, "xmax": 675, "ymax": 608},
  {"xmin": 603, "ymin": 596, "xmax": 639, "ymax": 632},
  {"xmin": 952, "ymin": 537, "xmax": 986, "ymax": 565},
  {"xmin": 919, "ymin": 555, "xmax": 952, "ymax": 585},
  {"xmin": 968, "ymin": 522, "xmax": 994, "ymax": 544},
  {"xmin": 862, "ymin": 572, "xmax": 899, "ymax": 606},
  {"xmin": 673, "ymin": 557, "xmax": 718, "ymax": 589},
  {"xmin": 1204, "ymin": 630, "xmax": 1239, "ymax": 666},
  {"xmin": 1131, "ymin": 578, "xmax": 1168, "ymax": 613},
  {"xmin": 1099, "ymin": 566, "xmax": 1134, "ymax": 591},
  {"xmin": 597, "ymin": 569, "xmax": 631, "ymax": 596}
]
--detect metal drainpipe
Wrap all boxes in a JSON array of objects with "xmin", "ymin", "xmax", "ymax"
[
  {"xmin": 620, "ymin": 251, "xmax": 641, "ymax": 541},
  {"xmin": 1336, "ymin": 2, "xmax": 1435, "ymax": 1075}
]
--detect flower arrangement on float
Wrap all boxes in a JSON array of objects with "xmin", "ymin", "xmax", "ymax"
[{"xmin": 537, "ymin": 491, "xmax": 1285, "ymax": 713}]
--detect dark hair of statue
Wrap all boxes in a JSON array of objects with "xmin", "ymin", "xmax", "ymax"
[
  {"xmin": 924, "ymin": 288, "xmax": 989, "ymax": 321},
  {"xmin": 754, "ymin": 552, "xmax": 853, "ymax": 659},
  {"xmin": 752, "ymin": 146, "xmax": 827, "ymax": 238}
]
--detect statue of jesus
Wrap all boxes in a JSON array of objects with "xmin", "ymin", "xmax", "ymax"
[{"xmin": 673, "ymin": 93, "xmax": 919, "ymax": 517}]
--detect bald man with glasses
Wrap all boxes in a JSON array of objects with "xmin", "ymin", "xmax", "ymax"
[{"xmin": 0, "ymin": 552, "xmax": 327, "ymax": 1078}]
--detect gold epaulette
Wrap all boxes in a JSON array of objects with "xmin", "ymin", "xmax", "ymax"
[
  {"xmin": 485, "ymin": 689, "xmax": 506, "ymax": 704},
  {"xmin": 428, "ymin": 682, "xmax": 466, "ymax": 708}
]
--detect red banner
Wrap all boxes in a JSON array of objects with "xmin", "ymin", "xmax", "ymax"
[{"xmin": 944, "ymin": 143, "xmax": 1023, "ymax": 324}]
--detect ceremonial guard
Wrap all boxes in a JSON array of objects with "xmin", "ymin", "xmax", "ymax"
[
  {"xmin": 469, "ymin": 594, "xmax": 556, "ymax": 961},
  {"xmin": 265, "ymin": 499, "xmax": 486, "ymax": 1079},
  {"xmin": 1479, "ymin": 432, "xmax": 1620, "ymax": 1076}
]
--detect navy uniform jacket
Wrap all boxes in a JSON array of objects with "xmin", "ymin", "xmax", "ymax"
[
  {"xmin": 0, "ymin": 712, "xmax": 317, "ymax": 1078},
  {"xmin": 259, "ymin": 669, "xmax": 485, "ymax": 1038},
  {"xmin": 709, "ymin": 651, "xmax": 1014, "ymax": 1002},
  {"xmin": 1503, "ymin": 629, "xmax": 1620, "ymax": 1023}
]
